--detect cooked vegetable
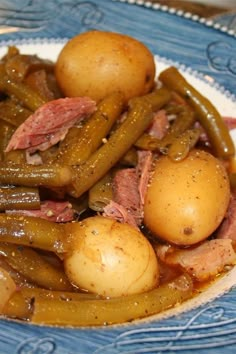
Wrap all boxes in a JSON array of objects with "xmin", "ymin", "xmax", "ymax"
[
  {"xmin": 0, "ymin": 214, "xmax": 66, "ymax": 252},
  {"xmin": 31, "ymin": 274, "xmax": 193, "ymax": 326},
  {"xmin": 0, "ymin": 213, "xmax": 159, "ymax": 297},
  {"xmin": 135, "ymin": 104, "xmax": 196, "ymax": 152},
  {"xmin": 2, "ymin": 290, "xmax": 31, "ymax": 319},
  {"xmin": 0, "ymin": 120, "xmax": 15, "ymax": 160},
  {"xmin": 0, "ymin": 37, "xmax": 235, "ymax": 328},
  {"xmin": 0, "ymin": 243, "xmax": 72, "ymax": 291},
  {"xmin": 55, "ymin": 30, "xmax": 156, "ymax": 103},
  {"xmin": 4, "ymin": 50, "xmax": 54, "ymax": 82},
  {"xmin": 88, "ymin": 173, "xmax": 113, "ymax": 212},
  {"xmin": 167, "ymin": 128, "xmax": 201, "ymax": 161},
  {"xmin": 64, "ymin": 216, "xmax": 159, "ymax": 297},
  {"xmin": 0, "ymin": 74, "xmax": 47, "ymax": 111},
  {"xmin": 71, "ymin": 97, "xmax": 154, "ymax": 197},
  {"xmin": 144, "ymin": 149, "xmax": 231, "ymax": 245},
  {"xmin": 2, "ymin": 287, "xmax": 100, "ymax": 320},
  {"xmin": 55, "ymin": 91, "xmax": 125, "ymax": 165},
  {"xmin": 159, "ymin": 66, "xmax": 235, "ymax": 158},
  {"xmin": 0, "ymin": 186, "xmax": 40, "ymax": 210},
  {"xmin": 0, "ymin": 267, "xmax": 16, "ymax": 313},
  {"xmin": 0, "ymin": 163, "xmax": 72, "ymax": 187},
  {"xmin": 0, "ymin": 100, "xmax": 31, "ymax": 127},
  {"xmin": 140, "ymin": 86, "xmax": 171, "ymax": 112}
]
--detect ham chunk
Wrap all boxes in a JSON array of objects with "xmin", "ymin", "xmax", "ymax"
[
  {"xmin": 6, "ymin": 200, "xmax": 74, "ymax": 222},
  {"xmin": 6, "ymin": 97, "xmax": 96, "ymax": 153},
  {"xmin": 136, "ymin": 150, "xmax": 153, "ymax": 206},
  {"xmin": 156, "ymin": 239, "xmax": 236, "ymax": 281},
  {"xmin": 103, "ymin": 150, "xmax": 153, "ymax": 228},
  {"xmin": 103, "ymin": 168, "xmax": 141, "ymax": 228},
  {"xmin": 223, "ymin": 117, "xmax": 236, "ymax": 130},
  {"xmin": 147, "ymin": 109, "xmax": 169, "ymax": 139},
  {"xmin": 111, "ymin": 168, "xmax": 142, "ymax": 226},
  {"xmin": 103, "ymin": 200, "xmax": 138, "ymax": 229}
]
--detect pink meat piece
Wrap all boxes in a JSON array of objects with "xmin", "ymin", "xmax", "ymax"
[
  {"xmin": 136, "ymin": 150, "xmax": 153, "ymax": 206},
  {"xmin": 156, "ymin": 239, "xmax": 236, "ymax": 281},
  {"xmin": 6, "ymin": 200, "xmax": 74, "ymax": 223},
  {"xmin": 223, "ymin": 117, "xmax": 236, "ymax": 130},
  {"xmin": 147, "ymin": 109, "xmax": 169, "ymax": 139},
  {"xmin": 103, "ymin": 150, "xmax": 153, "ymax": 228},
  {"xmin": 113, "ymin": 168, "xmax": 142, "ymax": 226},
  {"xmin": 103, "ymin": 200, "xmax": 138, "ymax": 229},
  {"xmin": 217, "ymin": 193, "xmax": 236, "ymax": 241},
  {"xmin": 6, "ymin": 97, "xmax": 96, "ymax": 153}
]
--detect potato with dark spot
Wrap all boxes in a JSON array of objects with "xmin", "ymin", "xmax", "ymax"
[
  {"xmin": 55, "ymin": 31, "xmax": 156, "ymax": 103},
  {"xmin": 144, "ymin": 149, "xmax": 230, "ymax": 246}
]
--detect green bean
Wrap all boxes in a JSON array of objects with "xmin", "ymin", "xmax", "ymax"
[
  {"xmin": 2, "ymin": 287, "xmax": 101, "ymax": 321},
  {"xmin": 88, "ymin": 173, "xmax": 113, "ymax": 212},
  {"xmin": 2, "ymin": 290, "xmax": 31, "ymax": 320},
  {"xmin": 168, "ymin": 128, "xmax": 201, "ymax": 161},
  {"xmin": 0, "ymin": 243, "xmax": 72, "ymax": 291},
  {"xmin": 0, "ymin": 186, "xmax": 40, "ymax": 210},
  {"xmin": 41, "ymin": 126, "xmax": 82, "ymax": 164},
  {"xmin": 0, "ymin": 100, "xmax": 31, "ymax": 127},
  {"xmin": 2, "ymin": 46, "xmax": 19, "ymax": 61},
  {"xmin": 0, "ymin": 214, "xmax": 66, "ymax": 253},
  {"xmin": 136, "ymin": 86, "xmax": 171, "ymax": 111},
  {"xmin": 20, "ymin": 287, "xmax": 102, "ymax": 301},
  {"xmin": 3, "ymin": 149, "xmax": 26, "ymax": 163},
  {"xmin": 134, "ymin": 133, "xmax": 162, "ymax": 151},
  {"xmin": 159, "ymin": 66, "xmax": 235, "ymax": 158},
  {"xmin": 0, "ymin": 256, "xmax": 31, "ymax": 287},
  {"xmin": 55, "ymin": 91, "xmax": 125, "ymax": 166},
  {"xmin": 0, "ymin": 120, "xmax": 15, "ymax": 161},
  {"xmin": 160, "ymin": 107, "xmax": 196, "ymax": 150},
  {"xmin": 0, "ymin": 74, "xmax": 47, "ymax": 111},
  {"xmin": 39, "ymin": 145, "xmax": 59, "ymax": 164},
  {"xmin": 31, "ymin": 274, "xmax": 193, "ymax": 326},
  {"xmin": 0, "ymin": 163, "xmax": 72, "ymax": 187},
  {"xmin": 4, "ymin": 52, "xmax": 54, "ymax": 82},
  {"xmin": 54, "ymin": 126, "xmax": 82, "ymax": 153},
  {"xmin": 71, "ymin": 98, "xmax": 153, "ymax": 198},
  {"xmin": 135, "ymin": 105, "xmax": 196, "ymax": 152}
]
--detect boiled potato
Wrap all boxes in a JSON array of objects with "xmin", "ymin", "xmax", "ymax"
[
  {"xmin": 144, "ymin": 149, "xmax": 230, "ymax": 246},
  {"xmin": 64, "ymin": 216, "xmax": 159, "ymax": 297},
  {"xmin": 55, "ymin": 30, "xmax": 155, "ymax": 103}
]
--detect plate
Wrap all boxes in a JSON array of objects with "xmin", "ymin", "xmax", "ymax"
[{"xmin": 0, "ymin": 1, "xmax": 236, "ymax": 353}]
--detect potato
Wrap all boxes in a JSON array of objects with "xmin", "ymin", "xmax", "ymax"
[
  {"xmin": 144, "ymin": 149, "xmax": 230, "ymax": 246},
  {"xmin": 55, "ymin": 30, "xmax": 155, "ymax": 103},
  {"xmin": 64, "ymin": 216, "xmax": 159, "ymax": 297}
]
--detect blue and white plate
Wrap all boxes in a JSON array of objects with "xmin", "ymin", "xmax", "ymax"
[{"xmin": 0, "ymin": 1, "xmax": 236, "ymax": 353}]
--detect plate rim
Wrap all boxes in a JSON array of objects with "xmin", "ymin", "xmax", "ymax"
[
  {"xmin": 0, "ymin": 39, "xmax": 235, "ymax": 326},
  {"xmin": 113, "ymin": 0, "xmax": 236, "ymax": 37},
  {"xmin": 0, "ymin": 1, "xmax": 236, "ymax": 353}
]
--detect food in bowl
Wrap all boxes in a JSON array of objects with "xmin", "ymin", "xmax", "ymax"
[{"xmin": 0, "ymin": 31, "xmax": 235, "ymax": 327}]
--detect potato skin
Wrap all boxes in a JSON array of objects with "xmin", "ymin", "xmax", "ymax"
[
  {"xmin": 55, "ymin": 31, "xmax": 155, "ymax": 103},
  {"xmin": 64, "ymin": 216, "xmax": 159, "ymax": 298},
  {"xmin": 144, "ymin": 149, "xmax": 230, "ymax": 246}
]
